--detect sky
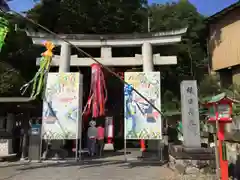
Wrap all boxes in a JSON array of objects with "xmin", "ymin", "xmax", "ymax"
[{"xmin": 8, "ymin": 0, "xmax": 239, "ymax": 16}]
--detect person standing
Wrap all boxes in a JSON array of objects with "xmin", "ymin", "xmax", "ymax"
[
  {"xmin": 97, "ymin": 123, "xmax": 105, "ymax": 157},
  {"xmin": 87, "ymin": 120, "xmax": 97, "ymax": 156}
]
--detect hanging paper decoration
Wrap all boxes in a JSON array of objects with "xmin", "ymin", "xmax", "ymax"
[
  {"xmin": 84, "ymin": 63, "xmax": 107, "ymax": 118},
  {"xmin": 20, "ymin": 41, "xmax": 55, "ymax": 99},
  {"xmin": 0, "ymin": 16, "xmax": 9, "ymax": 52}
]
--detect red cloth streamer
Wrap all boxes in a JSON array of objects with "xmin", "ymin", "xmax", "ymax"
[{"xmin": 85, "ymin": 63, "xmax": 107, "ymax": 118}]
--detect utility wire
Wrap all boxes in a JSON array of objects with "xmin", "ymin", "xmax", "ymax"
[
  {"xmin": 0, "ymin": 8, "xmax": 167, "ymax": 121},
  {"xmin": 0, "ymin": 5, "xmax": 219, "ymax": 175},
  {"xmin": 0, "ymin": 4, "xmax": 214, "ymax": 149},
  {"xmin": 1, "ymin": 7, "xmax": 207, "ymax": 140}
]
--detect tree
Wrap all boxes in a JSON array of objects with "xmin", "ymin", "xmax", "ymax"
[
  {"xmin": 0, "ymin": 0, "xmax": 10, "ymax": 11},
  {"xmin": 0, "ymin": 12, "xmax": 37, "ymax": 96},
  {"xmin": 150, "ymin": 1, "xmax": 208, "ymax": 105},
  {"xmin": 26, "ymin": 0, "xmax": 61, "ymax": 32},
  {"xmin": 0, "ymin": 61, "xmax": 23, "ymax": 95},
  {"xmin": 198, "ymin": 74, "xmax": 221, "ymax": 98},
  {"xmin": 26, "ymin": 0, "xmax": 148, "ymax": 33},
  {"xmin": 198, "ymin": 74, "xmax": 240, "ymax": 116}
]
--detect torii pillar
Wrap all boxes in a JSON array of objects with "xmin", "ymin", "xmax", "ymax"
[
  {"xmin": 140, "ymin": 42, "xmax": 153, "ymax": 152},
  {"xmin": 59, "ymin": 42, "xmax": 71, "ymax": 72},
  {"xmin": 142, "ymin": 42, "xmax": 154, "ymax": 72}
]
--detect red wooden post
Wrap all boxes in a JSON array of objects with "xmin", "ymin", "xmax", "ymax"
[
  {"xmin": 218, "ymin": 123, "xmax": 228, "ymax": 180},
  {"xmin": 205, "ymin": 95, "xmax": 234, "ymax": 180}
]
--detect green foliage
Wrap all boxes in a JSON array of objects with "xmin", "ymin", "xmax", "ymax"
[
  {"xmin": 150, "ymin": 1, "xmax": 207, "ymax": 111},
  {"xmin": 0, "ymin": 12, "xmax": 37, "ymax": 96},
  {"xmin": 162, "ymin": 90, "xmax": 180, "ymax": 112},
  {"xmin": 151, "ymin": 0, "xmax": 207, "ymax": 81},
  {"xmin": 224, "ymin": 84, "xmax": 240, "ymax": 116},
  {"xmin": 26, "ymin": 0, "xmax": 61, "ymax": 32},
  {"xmin": 198, "ymin": 74, "xmax": 221, "ymax": 98},
  {"xmin": 198, "ymin": 75, "xmax": 240, "ymax": 116},
  {"xmin": 27, "ymin": 0, "xmax": 148, "ymax": 33},
  {"xmin": 0, "ymin": 61, "xmax": 23, "ymax": 95}
]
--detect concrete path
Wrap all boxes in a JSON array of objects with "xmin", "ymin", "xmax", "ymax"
[
  {"xmin": 0, "ymin": 153, "xmax": 216, "ymax": 180},
  {"xmin": 0, "ymin": 160, "xmax": 175, "ymax": 180}
]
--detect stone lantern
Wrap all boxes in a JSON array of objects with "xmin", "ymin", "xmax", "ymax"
[{"xmin": 203, "ymin": 93, "xmax": 236, "ymax": 180}]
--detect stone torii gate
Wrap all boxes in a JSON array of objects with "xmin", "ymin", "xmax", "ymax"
[
  {"xmin": 26, "ymin": 28, "xmax": 187, "ymax": 158},
  {"xmin": 26, "ymin": 28, "xmax": 187, "ymax": 73}
]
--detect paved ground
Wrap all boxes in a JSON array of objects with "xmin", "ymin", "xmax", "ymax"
[
  {"xmin": 0, "ymin": 161, "xmax": 174, "ymax": 180},
  {"xmin": 0, "ymin": 155, "xmax": 216, "ymax": 180}
]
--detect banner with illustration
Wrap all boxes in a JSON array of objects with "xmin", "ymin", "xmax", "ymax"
[
  {"xmin": 42, "ymin": 73, "xmax": 82, "ymax": 139},
  {"xmin": 124, "ymin": 72, "xmax": 162, "ymax": 139}
]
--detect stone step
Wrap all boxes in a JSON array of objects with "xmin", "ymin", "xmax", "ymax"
[
  {"xmin": 0, "ymin": 154, "xmax": 17, "ymax": 162},
  {"xmin": 170, "ymin": 144, "xmax": 214, "ymax": 154},
  {"xmin": 182, "ymin": 147, "xmax": 214, "ymax": 154},
  {"xmin": 169, "ymin": 145, "xmax": 215, "ymax": 160},
  {"xmin": 169, "ymin": 151, "xmax": 215, "ymax": 160}
]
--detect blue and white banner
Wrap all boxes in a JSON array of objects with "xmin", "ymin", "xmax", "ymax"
[
  {"xmin": 124, "ymin": 72, "xmax": 162, "ymax": 140},
  {"xmin": 42, "ymin": 73, "xmax": 82, "ymax": 140}
]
